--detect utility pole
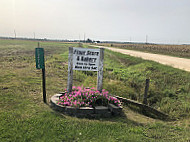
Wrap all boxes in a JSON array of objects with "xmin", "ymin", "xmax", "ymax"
[
  {"xmin": 14, "ymin": 30, "xmax": 16, "ymax": 39},
  {"xmin": 146, "ymin": 35, "xmax": 148, "ymax": 44},
  {"xmin": 84, "ymin": 33, "xmax": 86, "ymax": 43},
  {"xmin": 34, "ymin": 32, "xmax": 35, "ymax": 39}
]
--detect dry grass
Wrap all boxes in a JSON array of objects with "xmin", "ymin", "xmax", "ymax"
[
  {"xmin": 98, "ymin": 43, "xmax": 190, "ymax": 58},
  {"xmin": 1, "ymin": 39, "xmax": 190, "ymax": 141}
]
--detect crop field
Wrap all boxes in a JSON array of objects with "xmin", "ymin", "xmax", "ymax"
[
  {"xmin": 97, "ymin": 43, "xmax": 190, "ymax": 58},
  {"xmin": 1, "ymin": 39, "xmax": 190, "ymax": 141}
]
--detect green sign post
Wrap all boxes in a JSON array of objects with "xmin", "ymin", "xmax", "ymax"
[
  {"xmin": 35, "ymin": 43, "xmax": 46, "ymax": 103},
  {"xmin": 35, "ymin": 48, "xmax": 45, "ymax": 69}
]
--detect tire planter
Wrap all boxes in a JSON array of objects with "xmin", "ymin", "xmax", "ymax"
[{"xmin": 50, "ymin": 93, "xmax": 123, "ymax": 118}]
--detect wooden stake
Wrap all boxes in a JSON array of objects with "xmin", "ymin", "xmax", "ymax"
[
  {"xmin": 67, "ymin": 47, "xmax": 73, "ymax": 93},
  {"xmin": 97, "ymin": 48, "xmax": 104, "ymax": 92}
]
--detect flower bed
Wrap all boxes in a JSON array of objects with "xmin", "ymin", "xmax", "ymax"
[
  {"xmin": 57, "ymin": 86, "xmax": 121, "ymax": 108},
  {"xmin": 50, "ymin": 86, "xmax": 122, "ymax": 118}
]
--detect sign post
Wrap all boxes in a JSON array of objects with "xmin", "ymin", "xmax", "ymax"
[
  {"xmin": 97, "ymin": 48, "xmax": 104, "ymax": 92},
  {"xmin": 35, "ymin": 43, "xmax": 46, "ymax": 103},
  {"xmin": 67, "ymin": 47, "xmax": 104, "ymax": 93},
  {"xmin": 67, "ymin": 47, "xmax": 73, "ymax": 93}
]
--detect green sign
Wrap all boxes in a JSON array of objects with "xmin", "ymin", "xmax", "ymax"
[{"xmin": 35, "ymin": 48, "xmax": 45, "ymax": 69}]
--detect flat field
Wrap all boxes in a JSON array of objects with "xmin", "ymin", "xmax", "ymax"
[
  {"xmin": 98, "ymin": 43, "xmax": 190, "ymax": 58},
  {"xmin": 1, "ymin": 39, "xmax": 190, "ymax": 141}
]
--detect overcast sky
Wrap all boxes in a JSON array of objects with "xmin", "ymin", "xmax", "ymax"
[{"xmin": 0, "ymin": 0, "xmax": 190, "ymax": 44}]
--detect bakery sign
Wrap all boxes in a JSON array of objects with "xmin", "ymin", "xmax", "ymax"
[
  {"xmin": 73, "ymin": 47, "xmax": 100, "ymax": 71},
  {"xmin": 67, "ymin": 47, "xmax": 104, "ymax": 93}
]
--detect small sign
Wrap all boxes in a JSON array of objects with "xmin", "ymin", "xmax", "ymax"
[
  {"xmin": 35, "ymin": 48, "xmax": 45, "ymax": 69},
  {"xmin": 73, "ymin": 47, "xmax": 100, "ymax": 71}
]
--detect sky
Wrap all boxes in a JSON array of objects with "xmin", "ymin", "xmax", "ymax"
[{"xmin": 0, "ymin": 0, "xmax": 190, "ymax": 44}]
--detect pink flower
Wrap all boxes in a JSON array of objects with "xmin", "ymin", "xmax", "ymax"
[{"xmin": 58, "ymin": 86, "xmax": 114, "ymax": 108}]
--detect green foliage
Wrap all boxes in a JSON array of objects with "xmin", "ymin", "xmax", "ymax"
[
  {"xmin": 99, "ymin": 49, "xmax": 190, "ymax": 118},
  {"xmin": 1, "ymin": 39, "xmax": 190, "ymax": 141}
]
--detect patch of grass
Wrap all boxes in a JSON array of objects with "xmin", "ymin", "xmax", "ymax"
[
  {"xmin": 1, "ymin": 39, "xmax": 190, "ymax": 141},
  {"xmin": 97, "ymin": 49, "xmax": 190, "ymax": 118}
]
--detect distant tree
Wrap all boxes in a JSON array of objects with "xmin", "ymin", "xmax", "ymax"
[{"xmin": 86, "ymin": 38, "xmax": 93, "ymax": 43}]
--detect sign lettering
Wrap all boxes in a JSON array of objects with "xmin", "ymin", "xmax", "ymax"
[
  {"xmin": 35, "ymin": 48, "xmax": 45, "ymax": 69},
  {"xmin": 73, "ymin": 47, "xmax": 100, "ymax": 71}
]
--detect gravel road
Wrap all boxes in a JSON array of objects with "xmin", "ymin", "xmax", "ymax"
[{"xmin": 90, "ymin": 45, "xmax": 190, "ymax": 72}]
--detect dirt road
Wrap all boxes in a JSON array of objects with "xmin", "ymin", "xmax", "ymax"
[{"xmin": 90, "ymin": 45, "xmax": 190, "ymax": 72}]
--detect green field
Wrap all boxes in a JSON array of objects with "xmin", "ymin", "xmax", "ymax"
[{"xmin": 1, "ymin": 39, "xmax": 190, "ymax": 141}]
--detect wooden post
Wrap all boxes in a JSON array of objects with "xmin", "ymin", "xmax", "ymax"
[
  {"xmin": 67, "ymin": 47, "xmax": 73, "ymax": 93},
  {"xmin": 97, "ymin": 48, "xmax": 104, "ymax": 92},
  {"xmin": 143, "ymin": 79, "xmax": 150, "ymax": 105}
]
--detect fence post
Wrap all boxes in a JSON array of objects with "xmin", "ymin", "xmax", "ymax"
[{"xmin": 143, "ymin": 79, "xmax": 150, "ymax": 105}]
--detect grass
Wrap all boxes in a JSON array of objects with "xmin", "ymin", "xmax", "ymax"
[
  {"xmin": 84, "ymin": 46, "xmax": 190, "ymax": 118},
  {"xmin": 1, "ymin": 39, "xmax": 190, "ymax": 141}
]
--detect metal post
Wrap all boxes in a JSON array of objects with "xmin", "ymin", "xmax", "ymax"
[
  {"xmin": 42, "ymin": 67, "xmax": 46, "ymax": 103},
  {"xmin": 38, "ymin": 42, "xmax": 46, "ymax": 103}
]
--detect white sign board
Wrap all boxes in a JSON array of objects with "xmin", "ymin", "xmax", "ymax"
[{"xmin": 73, "ymin": 47, "xmax": 100, "ymax": 71}]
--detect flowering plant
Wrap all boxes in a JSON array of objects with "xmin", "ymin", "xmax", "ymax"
[{"xmin": 57, "ymin": 86, "xmax": 121, "ymax": 108}]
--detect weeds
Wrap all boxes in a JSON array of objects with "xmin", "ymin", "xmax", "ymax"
[{"xmin": 1, "ymin": 39, "xmax": 190, "ymax": 141}]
